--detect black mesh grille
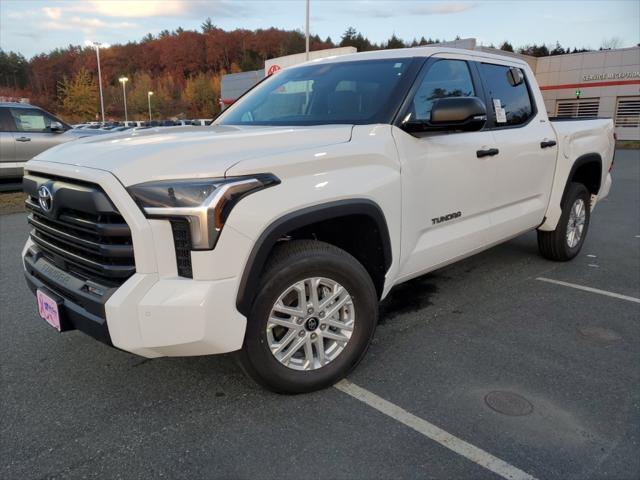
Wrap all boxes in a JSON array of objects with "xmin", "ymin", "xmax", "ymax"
[
  {"xmin": 24, "ymin": 174, "xmax": 136, "ymax": 286},
  {"xmin": 170, "ymin": 219, "xmax": 193, "ymax": 278}
]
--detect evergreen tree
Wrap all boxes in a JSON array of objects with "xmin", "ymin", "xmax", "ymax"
[
  {"xmin": 499, "ymin": 41, "xmax": 514, "ymax": 52},
  {"xmin": 385, "ymin": 34, "xmax": 405, "ymax": 49},
  {"xmin": 201, "ymin": 17, "xmax": 215, "ymax": 33}
]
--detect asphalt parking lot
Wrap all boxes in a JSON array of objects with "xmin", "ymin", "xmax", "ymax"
[{"xmin": 1, "ymin": 150, "xmax": 639, "ymax": 480}]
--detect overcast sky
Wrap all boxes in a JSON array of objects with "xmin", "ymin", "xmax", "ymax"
[{"xmin": 1, "ymin": 0, "xmax": 638, "ymax": 58}]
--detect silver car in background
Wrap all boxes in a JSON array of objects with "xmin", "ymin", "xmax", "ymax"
[{"xmin": 0, "ymin": 103, "xmax": 107, "ymax": 179}]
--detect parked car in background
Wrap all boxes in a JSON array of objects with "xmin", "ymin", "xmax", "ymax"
[
  {"xmin": 0, "ymin": 103, "xmax": 105, "ymax": 179},
  {"xmin": 191, "ymin": 118, "xmax": 213, "ymax": 126},
  {"xmin": 123, "ymin": 121, "xmax": 147, "ymax": 128}
]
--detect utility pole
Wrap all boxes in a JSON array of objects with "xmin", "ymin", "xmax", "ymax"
[
  {"xmin": 119, "ymin": 77, "xmax": 129, "ymax": 122},
  {"xmin": 85, "ymin": 41, "xmax": 110, "ymax": 124},
  {"xmin": 305, "ymin": 0, "xmax": 310, "ymax": 61},
  {"xmin": 148, "ymin": 91, "xmax": 154, "ymax": 122}
]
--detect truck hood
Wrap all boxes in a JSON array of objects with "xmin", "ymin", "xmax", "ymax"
[{"xmin": 31, "ymin": 125, "xmax": 353, "ymax": 186}]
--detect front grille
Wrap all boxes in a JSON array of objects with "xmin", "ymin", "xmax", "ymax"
[{"xmin": 24, "ymin": 174, "xmax": 136, "ymax": 286}]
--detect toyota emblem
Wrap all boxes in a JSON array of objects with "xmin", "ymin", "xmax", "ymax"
[{"xmin": 38, "ymin": 185, "xmax": 53, "ymax": 212}]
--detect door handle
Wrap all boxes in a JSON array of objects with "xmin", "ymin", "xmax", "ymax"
[
  {"xmin": 16, "ymin": 136, "xmax": 31, "ymax": 142},
  {"xmin": 540, "ymin": 140, "xmax": 557, "ymax": 148},
  {"xmin": 476, "ymin": 148, "xmax": 499, "ymax": 158}
]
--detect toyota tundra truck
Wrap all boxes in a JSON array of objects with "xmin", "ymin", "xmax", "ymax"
[{"xmin": 21, "ymin": 47, "xmax": 614, "ymax": 393}]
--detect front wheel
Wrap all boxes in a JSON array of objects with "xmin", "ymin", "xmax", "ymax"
[
  {"xmin": 537, "ymin": 182, "xmax": 591, "ymax": 261},
  {"xmin": 237, "ymin": 240, "xmax": 378, "ymax": 394}
]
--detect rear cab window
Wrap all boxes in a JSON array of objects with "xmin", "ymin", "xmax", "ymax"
[{"xmin": 479, "ymin": 63, "xmax": 534, "ymax": 127}]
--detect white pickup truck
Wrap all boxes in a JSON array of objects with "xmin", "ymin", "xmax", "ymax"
[{"xmin": 22, "ymin": 47, "xmax": 614, "ymax": 393}]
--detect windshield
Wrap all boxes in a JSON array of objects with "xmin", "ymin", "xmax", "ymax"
[{"xmin": 217, "ymin": 59, "xmax": 412, "ymax": 126}]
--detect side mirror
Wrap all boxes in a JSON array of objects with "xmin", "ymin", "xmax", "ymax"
[
  {"xmin": 507, "ymin": 67, "xmax": 524, "ymax": 87},
  {"xmin": 50, "ymin": 121, "xmax": 65, "ymax": 133},
  {"xmin": 403, "ymin": 96, "xmax": 487, "ymax": 134}
]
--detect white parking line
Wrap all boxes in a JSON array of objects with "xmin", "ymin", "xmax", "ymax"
[
  {"xmin": 334, "ymin": 380, "xmax": 537, "ymax": 480},
  {"xmin": 536, "ymin": 277, "xmax": 640, "ymax": 304}
]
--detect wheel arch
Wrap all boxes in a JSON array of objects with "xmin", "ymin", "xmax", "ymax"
[
  {"xmin": 236, "ymin": 199, "xmax": 392, "ymax": 316},
  {"xmin": 561, "ymin": 152, "xmax": 603, "ymax": 207}
]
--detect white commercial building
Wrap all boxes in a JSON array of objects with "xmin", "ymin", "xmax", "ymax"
[{"xmin": 518, "ymin": 46, "xmax": 639, "ymax": 140}]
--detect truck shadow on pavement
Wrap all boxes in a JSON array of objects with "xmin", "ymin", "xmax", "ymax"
[{"xmin": 378, "ymin": 276, "xmax": 438, "ymax": 324}]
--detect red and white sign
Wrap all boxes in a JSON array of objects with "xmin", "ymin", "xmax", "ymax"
[
  {"xmin": 263, "ymin": 47, "xmax": 356, "ymax": 78},
  {"xmin": 267, "ymin": 64, "xmax": 281, "ymax": 76}
]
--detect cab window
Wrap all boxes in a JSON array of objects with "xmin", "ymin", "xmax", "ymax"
[
  {"xmin": 411, "ymin": 59, "xmax": 475, "ymax": 121},
  {"xmin": 219, "ymin": 59, "xmax": 411, "ymax": 125},
  {"xmin": 9, "ymin": 108, "xmax": 58, "ymax": 133},
  {"xmin": 479, "ymin": 63, "xmax": 533, "ymax": 126}
]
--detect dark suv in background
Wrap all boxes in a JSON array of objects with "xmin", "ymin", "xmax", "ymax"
[{"xmin": 0, "ymin": 103, "xmax": 104, "ymax": 179}]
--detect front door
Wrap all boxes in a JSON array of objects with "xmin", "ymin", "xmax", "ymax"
[
  {"xmin": 392, "ymin": 57, "xmax": 498, "ymax": 280},
  {"xmin": 7, "ymin": 107, "xmax": 68, "ymax": 162}
]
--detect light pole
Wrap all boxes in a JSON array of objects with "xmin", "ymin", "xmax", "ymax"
[
  {"xmin": 85, "ymin": 40, "xmax": 110, "ymax": 124},
  {"xmin": 119, "ymin": 77, "xmax": 129, "ymax": 122},
  {"xmin": 147, "ymin": 91, "xmax": 154, "ymax": 122},
  {"xmin": 305, "ymin": 0, "xmax": 310, "ymax": 61}
]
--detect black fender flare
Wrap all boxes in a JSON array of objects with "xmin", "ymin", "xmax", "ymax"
[
  {"xmin": 560, "ymin": 152, "xmax": 602, "ymax": 208},
  {"xmin": 236, "ymin": 199, "xmax": 392, "ymax": 316}
]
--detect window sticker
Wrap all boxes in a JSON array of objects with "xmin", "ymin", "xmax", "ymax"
[{"xmin": 493, "ymin": 98, "xmax": 507, "ymax": 123}]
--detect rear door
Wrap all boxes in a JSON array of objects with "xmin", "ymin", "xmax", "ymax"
[
  {"xmin": 392, "ymin": 55, "xmax": 498, "ymax": 279},
  {"xmin": 474, "ymin": 60, "xmax": 557, "ymax": 240},
  {"xmin": 8, "ymin": 107, "xmax": 69, "ymax": 162}
]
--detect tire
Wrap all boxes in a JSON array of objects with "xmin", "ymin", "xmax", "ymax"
[
  {"xmin": 537, "ymin": 182, "xmax": 591, "ymax": 261},
  {"xmin": 237, "ymin": 239, "xmax": 378, "ymax": 394}
]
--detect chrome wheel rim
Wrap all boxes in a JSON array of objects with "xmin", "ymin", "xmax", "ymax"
[
  {"xmin": 566, "ymin": 198, "xmax": 586, "ymax": 248},
  {"xmin": 266, "ymin": 277, "xmax": 355, "ymax": 371}
]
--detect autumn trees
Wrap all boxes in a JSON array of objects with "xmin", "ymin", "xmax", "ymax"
[{"xmin": 57, "ymin": 68, "xmax": 98, "ymax": 122}]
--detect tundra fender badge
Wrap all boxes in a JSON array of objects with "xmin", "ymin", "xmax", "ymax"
[{"xmin": 431, "ymin": 211, "xmax": 462, "ymax": 225}]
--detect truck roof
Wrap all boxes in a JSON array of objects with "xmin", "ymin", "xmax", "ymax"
[{"xmin": 303, "ymin": 46, "xmax": 530, "ymax": 68}]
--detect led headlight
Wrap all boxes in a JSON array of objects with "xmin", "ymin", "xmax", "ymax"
[{"xmin": 128, "ymin": 174, "xmax": 279, "ymax": 250}]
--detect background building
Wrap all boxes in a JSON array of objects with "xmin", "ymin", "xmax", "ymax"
[{"xmin": 532, "ymin": 47, "xmax": 639, "ymax": 140}]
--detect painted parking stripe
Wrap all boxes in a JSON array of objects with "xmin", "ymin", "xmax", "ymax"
[
  {"xmin": 536, "ymin": 277, "xmax": 640, "ymax": 304},
  {"xmin": 334, "ymin": 380, "xmax": 537, "ymax": 480}
]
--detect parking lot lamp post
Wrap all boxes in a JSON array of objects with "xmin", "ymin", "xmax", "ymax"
[
  {"xmin": 305, "ymin": 0, "xmax": 310, "ymax": 61},
  {"xmin": 85, "ymin": 41, "xmax": 110, "ymax": 124},
  {"xmin": 119, "ymin": 77, "xmax": 129, "ymax": 122},
  {"xmin": 148, "ymin": 91, "xmax": 154, "ymax": 122}
]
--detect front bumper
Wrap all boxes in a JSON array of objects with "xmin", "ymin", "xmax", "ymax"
[
  {"xmin": 22, "ymin": 160, "xmax": 252, "ymax": 358},
  {"xmin": 24, "ymin": 245, "xmax": 113, "ymax": 345}
]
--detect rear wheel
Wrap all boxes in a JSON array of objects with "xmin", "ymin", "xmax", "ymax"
[
  {"xmin": 538, "ymin": 182, "xmax": 591, "ymax": 261},
  {"xmin": 237, "ymin": 240, "xmax": 378, "ymax": 394}
]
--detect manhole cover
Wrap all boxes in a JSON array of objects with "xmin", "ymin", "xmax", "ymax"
[
  {"xmin": 484, "ymin": 391, "xmax": 533, "ymax": 416},
  {"xmin": 578, "ymin": 326, "xmax": 621, "ymax": 342}
]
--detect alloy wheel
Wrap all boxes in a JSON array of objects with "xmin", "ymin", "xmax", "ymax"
[{"xmin": 266, "ymin": 277, "xmax": 355, "ymax": 371}]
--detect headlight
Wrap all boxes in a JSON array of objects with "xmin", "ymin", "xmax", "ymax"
[{"xmin": 128, "ymin": 174, "xmax": 279, "ymax": 250}]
